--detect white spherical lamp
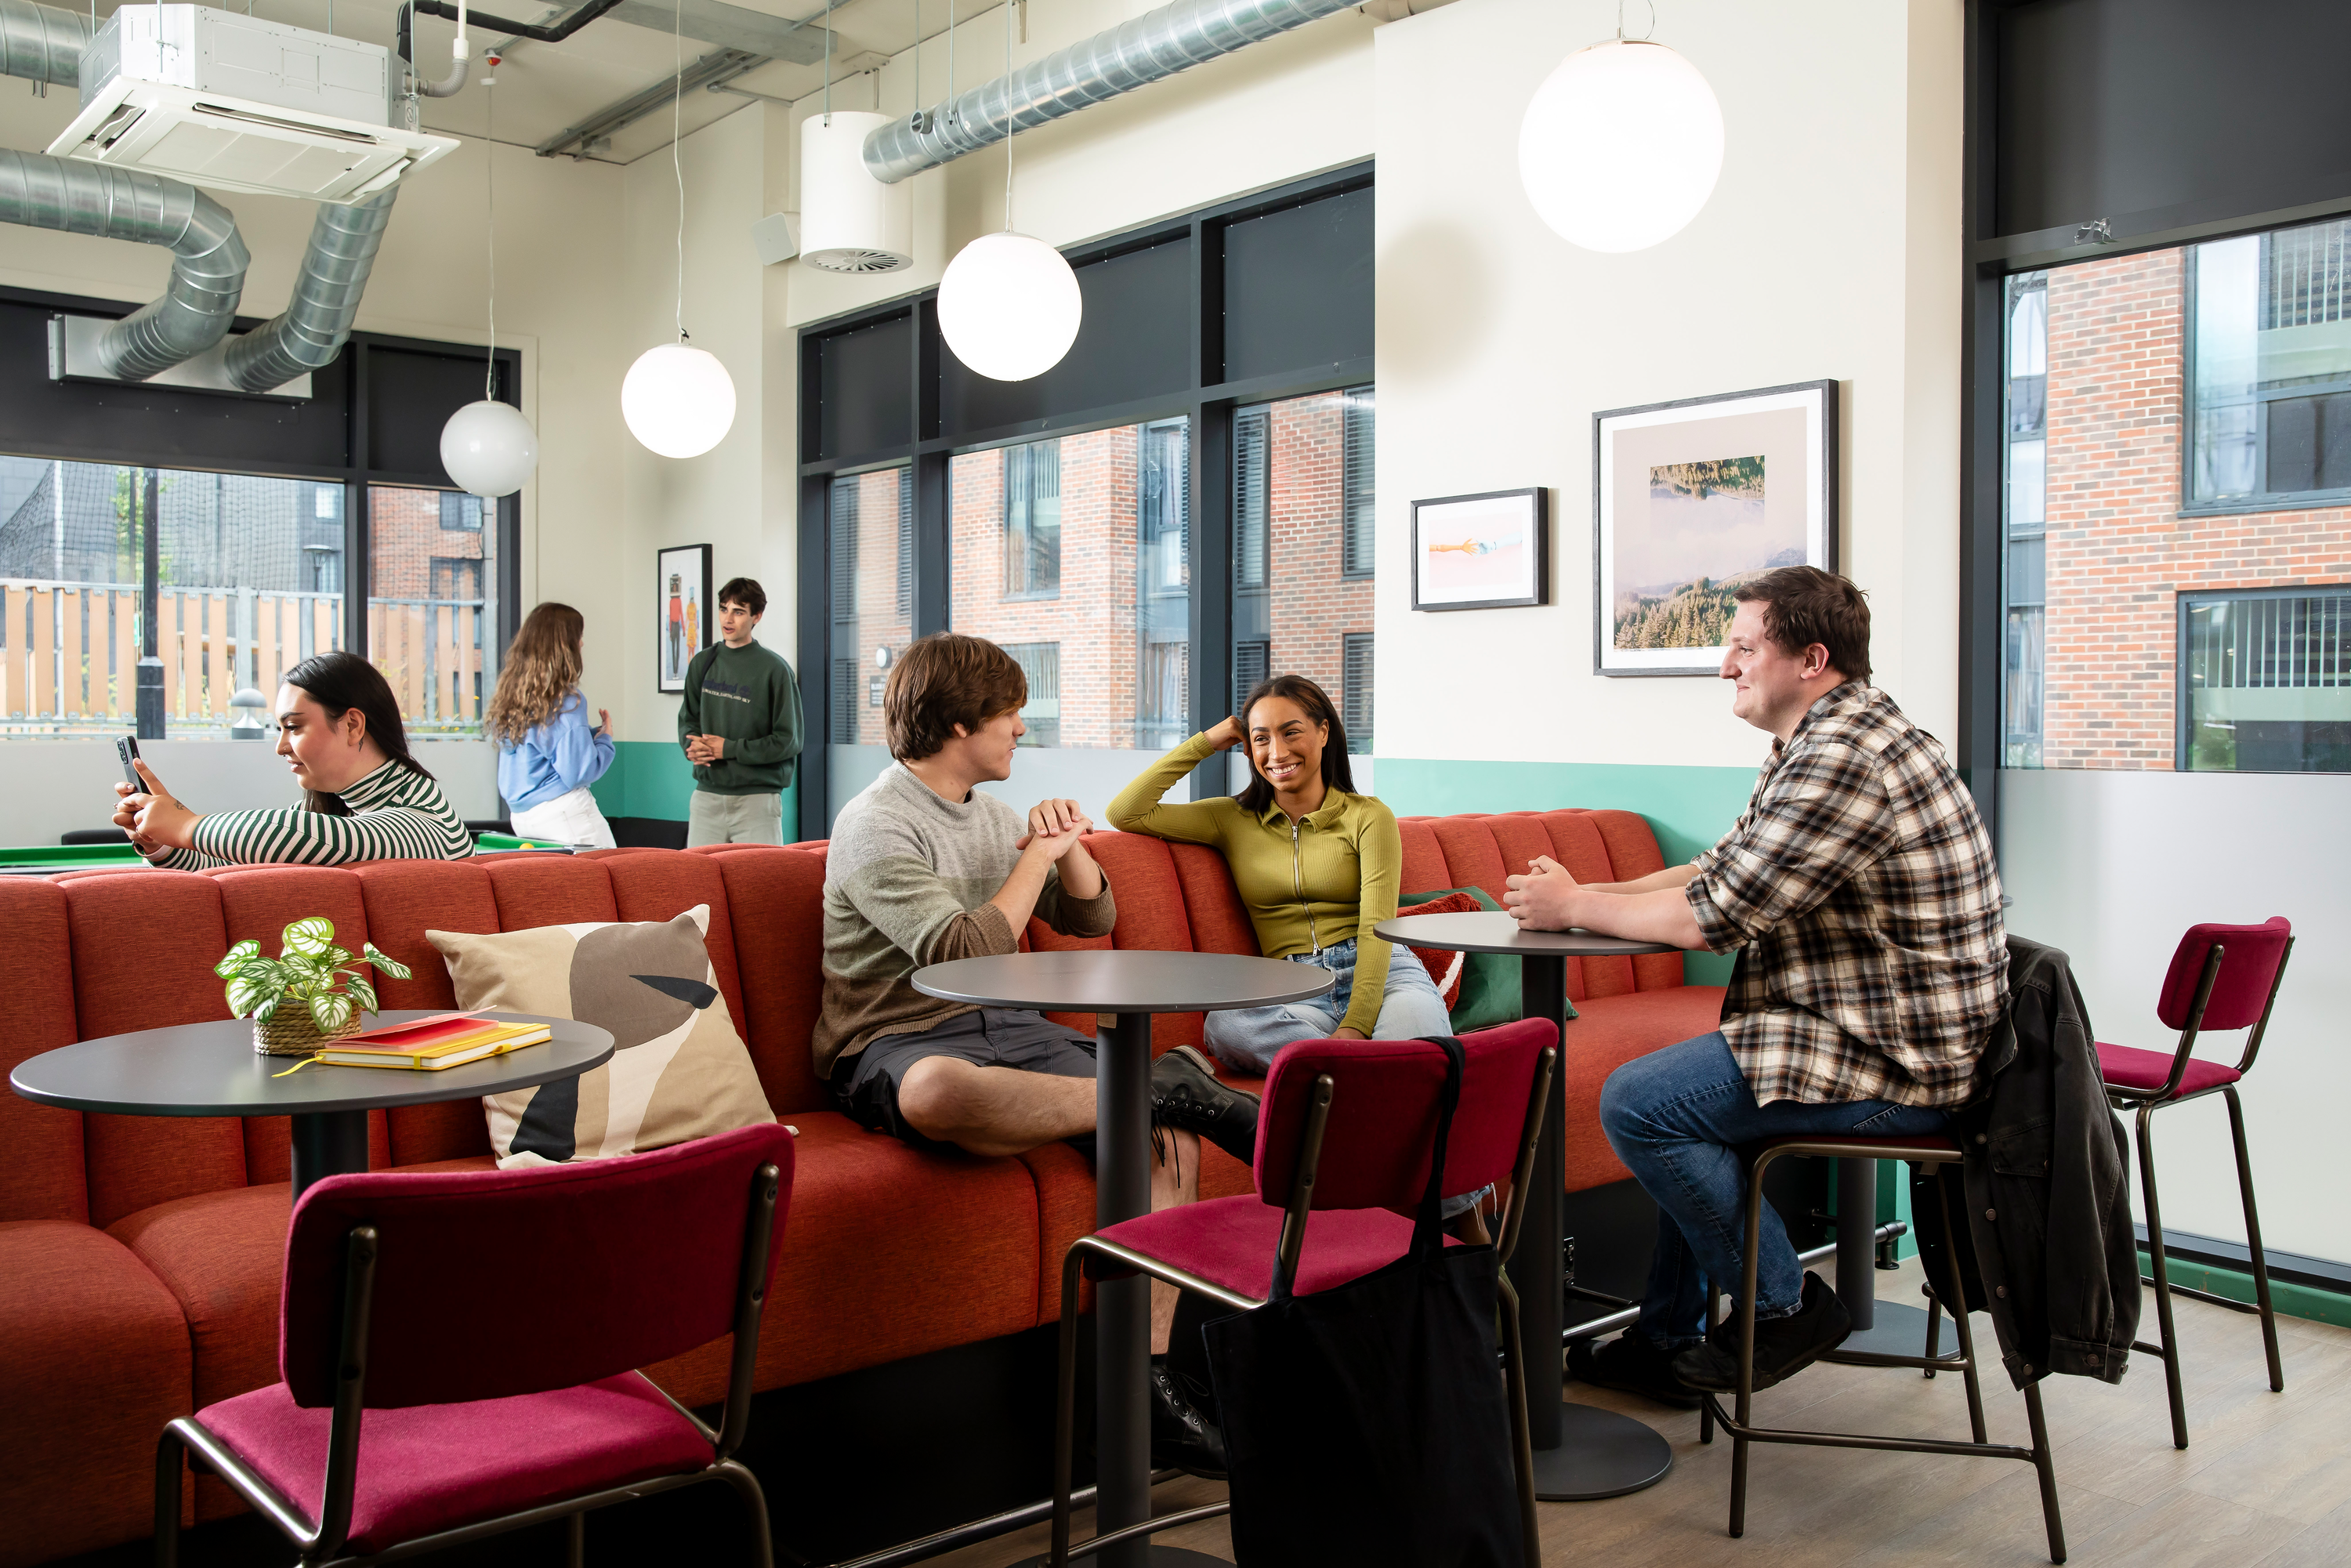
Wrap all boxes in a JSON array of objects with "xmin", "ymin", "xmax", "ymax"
[
  {"xmin": 621, "ymin": 342, "xmax": 737, "ymax": 458},
  {"xmin": 937, "ymin": 231, "xmax": 1083, "ymax": 382},
  {"xmin": 1519, "ymin": 38, "xmax": 1724, "ymax": 253},
  {"xmin": 439, "ymin": 400, "xmax": 539, "ymax": 498}
]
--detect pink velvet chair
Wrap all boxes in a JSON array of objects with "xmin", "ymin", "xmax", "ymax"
[
  {"xmin": 1046, "ymin": 1019, "xmax": 1559, "ymax": 1568},
  {"xmin": 154, "ymin": 1122, "xmax": 795, "ymax": 1567},
  {"xmin": 2097, "ymin": 916, "xmax": 2295, "ymax": 1450}
]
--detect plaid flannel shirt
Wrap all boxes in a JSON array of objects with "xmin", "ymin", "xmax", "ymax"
[{"xmin": 1683, "ymin": 682, "xmax": 2006, "ymax": 1108}]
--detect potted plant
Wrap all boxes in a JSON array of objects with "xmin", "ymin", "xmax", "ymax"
[{"xmin": 216, "ymin": 918, "xmax": 414, "ymax": 1056}]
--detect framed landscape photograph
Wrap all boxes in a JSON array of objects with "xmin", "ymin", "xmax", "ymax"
[
  {"xmin": 1593, "ymin": 380, "xmax": 1837, "ymax": 676},
  {"xmin": 656, "ymin": 542, "xmax": 712, "ymax": 693},
  {"xmin": 1411, "ymin": 487, "xmax": 1550, "ymax": 611}
]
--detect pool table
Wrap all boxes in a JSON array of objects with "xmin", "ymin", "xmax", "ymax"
[{"xmin": 0, "ymin": 836, "xmax": 571, "ymax": 875}]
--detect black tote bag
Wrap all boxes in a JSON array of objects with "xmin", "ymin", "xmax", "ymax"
[{"xmin": 1202, "ymin": 1037, "xmax": 1523, "ymax": 1568}]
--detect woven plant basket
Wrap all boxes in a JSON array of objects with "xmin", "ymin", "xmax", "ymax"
[{"xmin": 252, "ymin": 1005, "xmax": 364, "ymax": 1057}]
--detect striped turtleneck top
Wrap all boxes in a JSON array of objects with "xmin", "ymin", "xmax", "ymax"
[{"xmin": 150, "ymin": 759, "xmax": 473, "ymax": 869}]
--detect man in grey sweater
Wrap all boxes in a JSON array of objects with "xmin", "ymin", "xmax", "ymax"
[{"xmin": 817, "ymin": 632, "xmax": 1255, "ymax": 1475}]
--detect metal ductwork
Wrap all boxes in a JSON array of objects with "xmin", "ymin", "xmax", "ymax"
[
  {"xmin": 226, "ymin": 187, "xmax": 399, "ymax": 393},
  {"xmin": 0, "ymin": 150, "xmax": 250, "ymax": 379},
  {"xmin": 861, "ymin": 0, "xmax": 1359, "ymax": 183},
  {"xmin": 0, "ymin": 0, "xmax": 87, "ymax": 88}
]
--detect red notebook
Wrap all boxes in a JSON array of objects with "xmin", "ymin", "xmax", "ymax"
[{"xmin": 342, "ymin": 1011, "xmax": 498, "ymax": 1050}]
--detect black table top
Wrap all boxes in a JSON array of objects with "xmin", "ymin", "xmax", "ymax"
[
  {"xmin": 9, "ymin": 1011, "xmax": 615, "ymax": 1117},
  {"xmin": 1377, "ymin": 910, "xmax": 1680, "ymax": 958},
  {"xmin": 913, "ymin": 950, "xmax": 1335, "ymax": 1015}
]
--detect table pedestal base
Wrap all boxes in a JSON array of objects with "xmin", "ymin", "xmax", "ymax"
[
  {"xmin": 1823, "ymin": 1298, "xmax": 1962, "ymax": 1364},
  {"xmin": 289, "ymin": 1108, "xmax": 370, "ymax": 1202},
  {"xmin": 1531, "ymin": 1401, "xmax": 1675, "ymax": 1501},
  {"xmin": 1019, "ymin": 1548, "xmax": 1230, "ymax": 1567}
]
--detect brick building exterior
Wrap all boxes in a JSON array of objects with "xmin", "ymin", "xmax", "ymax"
[
  {"xmin": 1255, "ymin": 392, "xmax": 1374, "ymax": 742},
  {"xmin": 2040, "ymin": 252, "xmax": 2351, "ymax": 768}
]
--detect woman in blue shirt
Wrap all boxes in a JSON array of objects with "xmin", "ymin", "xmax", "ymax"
[{"xmin": 488, "ymin": 603, "xmax": 617, "ymax": 847}]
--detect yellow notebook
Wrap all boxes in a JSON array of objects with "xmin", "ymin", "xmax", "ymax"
[{"xmin": 314, "ymin": 1021, "xmax": 552, "ymax": 1071}]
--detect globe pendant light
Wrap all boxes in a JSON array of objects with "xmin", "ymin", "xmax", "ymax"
[
  {"xmin": 1518, "ymin": 3, "xmax": 1723, "ymax": 254},
  {"xmin": 439, "ymin": 67, "xmax": 541, "ymax": 498},
  {"xmin": 936, "ymin": 1, "xmax": 1081, "ymax": 382},
  {"xmin": 623, "ymin": 0, "xmax": 737, "ymax": 458}
]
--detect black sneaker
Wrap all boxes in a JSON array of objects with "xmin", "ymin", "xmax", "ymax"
[
  {"xmin": 1567, "ymin": 1333, "xmax": 1703, "ymax": 1410},
  {"xmin": 1150, "ymin": 1046, "xmax": 1260, "ymax": 1167},
  {"xmin": 1672, "ymin": 1272, "xmax": 1853, "ymax": 1392},
  {"xmin": 1150, "ymin": 1356, "xmax": 1229, "ymax": 1478}
]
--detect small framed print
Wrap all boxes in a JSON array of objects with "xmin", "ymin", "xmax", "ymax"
[
  {"xmin": 1594, "ymin": 379, "xmax": 1838, "ymax": 676},
  {"xmin": 1411, "ymin": 487, "xmax": 1550, "ymax": 612},
  {"xmin": 656, "ymin": 543, "xmax": 712, "ymax": 693}
]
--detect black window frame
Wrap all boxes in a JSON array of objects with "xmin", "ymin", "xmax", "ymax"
[{"xmin": 795, "ymin": 162, "xmax": 1375, "ymax": 842}]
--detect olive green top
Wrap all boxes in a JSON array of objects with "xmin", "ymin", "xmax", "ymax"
[{"xmin": 1107, "ymin": 732, "xmax": 1404, "ymax": 1037}]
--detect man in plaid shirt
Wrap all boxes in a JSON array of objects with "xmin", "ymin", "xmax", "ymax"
[{"xmin": 1505, "ymin": 566, "xmax": 2005, "ymax": 1402}]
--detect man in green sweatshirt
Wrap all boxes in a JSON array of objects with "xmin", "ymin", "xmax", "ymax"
[{"xmin": 679, "ymin": 577, "xmax": 803, "ymax": 846}]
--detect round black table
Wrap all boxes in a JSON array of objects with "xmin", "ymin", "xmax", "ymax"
[
  {"xmin": 9, "ymin": 1011, "xmax": 614, "ymax": 1200},
  {"xmin": 912, "ymin": 950, "xmax": 1333, "ymax": 1568},
  {"xmin": 1377, "ymin": 911, "xmax": 1680, "ymax": 1501}
]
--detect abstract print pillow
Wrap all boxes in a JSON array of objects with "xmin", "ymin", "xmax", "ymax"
[{"xmin": 426, "ymin": 906, "xmax": 775, "ymax": 1168}]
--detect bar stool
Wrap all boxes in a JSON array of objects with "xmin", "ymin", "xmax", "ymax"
[
  {"xmin": 1698, "ymin": 1134, "xmax": 2067, "ymax": 1564},
  {"xmin": 2097, "ymin": 916, "xmax": 2294, "ymax": 1450}
]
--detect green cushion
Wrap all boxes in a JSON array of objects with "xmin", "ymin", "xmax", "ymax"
[{"xmin": 1398, "ymin": 886, "xmax": 1578, "ymax": 1032}]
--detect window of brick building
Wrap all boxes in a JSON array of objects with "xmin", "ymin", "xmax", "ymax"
[
  {"xmin": 1231, "ymin": 388, "xmax": 1376, "ymax": 754},
  {"xmin": 368, "ymin": 485, "xmax": 498, "ymax": 735},
  {"xmin": 949, "ymin": 422, "xmax": 1192, "ymax": 750},
  {"xmin": 2001, "ymin": 218, "xmax": 2351, "ymax": 774},
  {"xmin": 827, "ymin": 465, "xmax": 913, "ymax": 748}
]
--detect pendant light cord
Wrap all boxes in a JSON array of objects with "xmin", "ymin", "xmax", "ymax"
[
  {"xmin": 672, "ymin": 0, "xmax": 686, "ymax": 344},
  {"xmin": 1002, "ymin": 0, "xmax": 1012, "ymax": 231},
  {"xmin": 1617, "ymin": 0, "xmax": 1657, "ymax": 41},
  {"xmin": 484, "ymin": 72, "xmax": 497, "ymax": 400}
]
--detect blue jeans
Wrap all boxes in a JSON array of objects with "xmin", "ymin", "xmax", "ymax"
[
  {"xmin": 1203, "ymin": 938, "xmax": 1453, "ymax": 1074},
  {"xmin": 1598, "ymin": 1032, "xmax": 1951, "ymax": 1349}
]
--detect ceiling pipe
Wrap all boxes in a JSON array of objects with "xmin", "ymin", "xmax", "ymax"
[
  {"xmin": 862, "ymin": 0, "xmax": 1360, "ymax": 184},
  {"xmin": 226, "ymin": 188, "xmax": 400, "ymax": 393},
  {"xmin": 409, "ymin": 0, "xmax": 622, "ymax": 45},
  {"xmin": 0, "ymin": 150, "xmax": 250, "ymax": 380},
  {"xmin": 0, "ymin": 0, "xmax": 86, "ymax": 89}
]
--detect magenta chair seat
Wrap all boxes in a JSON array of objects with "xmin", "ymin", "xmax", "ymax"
[
  {"xmin": 1096, "ymin": 1200, "xmax": 1463, "ymax": 1302},
  {"xmin": 197, "ymin": 1374, "xmax": 714, "ymax": 1557},
  {"xmin": 2096, "ymin": 1041, "xmax": 2241, "ymax": 1099}
]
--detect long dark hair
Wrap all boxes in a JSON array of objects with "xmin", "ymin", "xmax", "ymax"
[
  {"xmin": 283, "ymin": 651, "xmax": 433, "ymax": 814},
  {"xmin": 1233, "ymin": 673, "xmax": 1357, "ymax": 817}
]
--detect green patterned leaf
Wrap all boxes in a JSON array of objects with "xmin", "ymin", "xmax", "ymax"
[
  {"xmin": 320, "ymin": 944, "xmax": 353, "ymax": 970},
  {"xmin": 224, "ymin": 970, "xmax": 277, "ymax": 1019},
  {"xmin": 344, "ymin": 975, "xmax": 379, "ymax": 1015},
  {"xmin": 281, "ymin": 917, "xmax": 335, "ymax": 958},
  {"xmin": 310, "ymin": 990, "xmax": 355, "ymax": 1034},
  {"xmin": 213, "ymin": 940, "xmax": 260, "ymax": 980},
  {"xmin": 254, "ymin": 994, "xmax": 282, "ymax": 1023},
  {"xmin": 361, "ymin": 943, "xmax": 414, "ymax": 980},
  {"xmin": 277, "ymin": 952, "xmax": 325, "ymax": 987}
]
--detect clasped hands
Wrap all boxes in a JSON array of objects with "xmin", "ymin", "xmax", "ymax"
[
  {"xmin": 683, "ymin": 732, "xmax": 726, "ymax": 764},
  {"xmin": 1502, "ymin": 853, "xmax": 1581, "ymax": 931},
  {"xmin": 1015, "ymin": 798, "xmax": 1093, "ymax": 860}
]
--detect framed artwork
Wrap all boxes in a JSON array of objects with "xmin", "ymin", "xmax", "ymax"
[
  {"xmin": 1411, "ymin": 487, "xmax": 1550, "ymax": 611},
  {"xmin": 656, "ymin": 543, "xmax": 712, "ymax": 693},
  {"xmin": 1593, "ymin": 379, "xmax": 1838, "ymax": 677}
]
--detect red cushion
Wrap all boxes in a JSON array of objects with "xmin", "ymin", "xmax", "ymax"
[
  {"xmin": 705, "ymin": 849, "xmax": 829, "ymax": 1115},
  {"xmin": 1396, "ymin": 891, "xmax": 1480, "ymax": 1009},
  {"xmin": 194, "ymin": 1373, "xmax": 712, "ymax": 1555},
  {"xmin": 0, "ymin": 879, "xmax": 89, "ymax": 1224},
  {"xmin": 1097, "ymin": 1196, "xmax": 1459, "ymax": 1300},
  {"xmin": 2097, "ymin": 1041, "xmax": 2243, "ymax": 1099},
  {"xmin": 1561, "ymin": 987, "xmax": 1727, "ymax": 1193},
  {"xmin": 2156, "ymin": 917, "xmax": 2291, "ymax": 1031}
]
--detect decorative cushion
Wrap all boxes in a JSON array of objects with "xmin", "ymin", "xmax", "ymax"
[
  {"xmin": 1394, "ymin": 892, "xmax": 1479, "ymax": 1009},
  {"xmin": 426, "ymin": 907, "xmax": 775, "ymax": 1168},
  {"xmin": 1397, "ymin": 886, "xmax": 1571, "ymax": 1032}
]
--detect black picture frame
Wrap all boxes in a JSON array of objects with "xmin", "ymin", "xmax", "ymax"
[
  {"xmin": 1592, "ymin": 378, "xmax": 1838, "ymax": 677},
  {"xmin": 656, "ymin": 542, "xmax": 713, "ymax": 693},
  {"xmin": 1409, "ymin": 487, "xmax": 1550, "ymax": 612}
]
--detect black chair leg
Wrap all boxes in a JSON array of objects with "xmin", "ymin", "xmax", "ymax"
[
  {"xmin": 2023, "ymin": 1381, "xmax": 2067, "ymax": 1564},
  {"xmin": 1922, "ymin": 1294, "xmax": 1942, "ymax": 1380},
  {"xmin": 2224, "ymin": 1087, "xmax": 2285, "ymax": 1394},
  {"xmin": 714, "ymin": 1458, "xmax": 776, "ymax": 1568},
  {"xmin": 1496, "ymin": 1275, "xmax": 1542, "ymax": 1568},
  {"xmin": 154, "ymin": 1428, "xmax": 184, "ymax": 1568},
  {"xmin": 565, "ymin": 1509, "xmax": 585, "ymax": 1568},
  {"xmin": 1926, "ymin": 1177, "xmax": 1990, "ymax": 1447},
  {"xmin": 2135, "ymin": 1104, "xmax": 2190, "ymax": 1449},
  {"xmin": 1728, "ymin": 1173, "xmax": 1772, "ymax": 1540},
  {"xmin": 1049, "ymin": 1249, "xmax": 1087, "ymax": 1568}
]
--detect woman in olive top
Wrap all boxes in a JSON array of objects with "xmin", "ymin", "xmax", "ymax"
[
  {"xmin": 1108, "ymin": 673, "xmax": 1451, "ymax": 1072},
  {"xmin": 112, "ymin": 651, "xmax": 473, "ymax": 867}
]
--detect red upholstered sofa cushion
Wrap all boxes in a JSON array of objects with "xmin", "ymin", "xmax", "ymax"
[{"xmin": 0, "ymin": 806, "xmax": 1717, "ymax": 1563}]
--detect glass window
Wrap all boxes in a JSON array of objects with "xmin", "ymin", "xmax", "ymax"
[
  {"xmin": 1, "ymin": 458, "xmax": 345, "ymax": 736},
  {"xmin": 1230, "ymin": 386, "xmax": 1376, "ymax": 753},
  {"xmin": 2189, "ymin": 218, "xmax": 2351, "ymax": 510},
  {"xmin": 2003, "ymin": 273, "xmax": 2048, "ymax": 767},
  {"xmin": 368, "ymin": 485, "xmax": 497, "ymax": 737},
  {"xmin": 2180, "ymin": 588, "xmax": 2351, "ymax": 772},
  {"xmin": 826, "ymin": 465, "xmax": 914, "ymax": 748},
  {"xmin": 949, "ymin": 422, "xmax": 1194, "ymax": 750}
]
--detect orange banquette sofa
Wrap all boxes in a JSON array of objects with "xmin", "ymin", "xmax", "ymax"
[{"xmin": 0, "ymin": 806, "xmax": 1722, "ymax": 1566}]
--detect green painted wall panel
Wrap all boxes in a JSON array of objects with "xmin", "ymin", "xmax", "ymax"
[
  {"xmin": 1376, "ymin": 757, "xmax": 1759, "ymax": 987},
  {"xmin": 592, "ymin": 741, "xmax": 798, "ymax": 835}
]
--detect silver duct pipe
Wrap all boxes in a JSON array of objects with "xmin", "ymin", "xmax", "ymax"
[
  {"xmin": 226, "ymin": 188, "xmax": 400, "ymax": 393},
  {"xmin": 0, "ymin": 0, "xmax": 89, "ymax": 88},
  {"xmin": 0, "ymin": 150, "xmax": 250, "ymax": 379},
  {"xmin": 861, "ymin": 0, "xmax": 1357, "ymax": 184}
]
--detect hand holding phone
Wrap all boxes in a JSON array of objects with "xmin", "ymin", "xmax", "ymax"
[{"xmin": 116, "ymin": 736, "xmax": 143, "ymax": 791}]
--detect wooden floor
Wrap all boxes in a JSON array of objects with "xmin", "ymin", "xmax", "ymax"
[{"xmin": 935, "ymin": 1262, "xmax": 2351, "ymax": 1568}]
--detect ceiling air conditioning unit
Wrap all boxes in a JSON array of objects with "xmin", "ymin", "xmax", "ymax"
[{"xmin": 48, "ymin": 5, "xmax": 456, "ymax": 203}]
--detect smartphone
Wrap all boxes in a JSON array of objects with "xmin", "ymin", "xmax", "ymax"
[{"xmin": 117, "ymin": 735, "xmax": 143, "ymax": 791}]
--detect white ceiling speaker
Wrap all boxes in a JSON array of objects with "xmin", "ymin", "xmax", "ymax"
[
  {"xmin": 750, "ymin": 212, "xmax": 801, "ymax": 266},
  {"xmin": 799, "ymin": 111, "xmax": 911, "ymax": 273},
  {"xmin": 1519, "ymin": 37, "xmax": 1723, "ymax": 254}
]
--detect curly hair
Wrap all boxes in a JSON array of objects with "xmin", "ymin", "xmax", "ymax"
[{"xmin": 486, "ymin": 603, "xmax": 586, "ymax": 746}]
